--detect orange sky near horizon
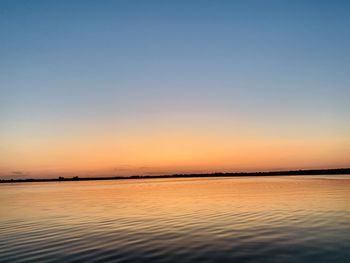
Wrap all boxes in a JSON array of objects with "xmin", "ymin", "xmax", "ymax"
[{"xmin": 1, "ymin": 125, "xmax": 349, "ymax": 178}]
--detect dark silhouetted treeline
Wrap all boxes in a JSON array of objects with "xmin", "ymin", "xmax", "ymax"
[{"xmin": 1, "ymin": 168, "xmax": 349, "ymax": 184}]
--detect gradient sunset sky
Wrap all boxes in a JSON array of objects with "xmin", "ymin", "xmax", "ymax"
[{"xmin": 1, "ymin": 0, "xmax": 349, "ymax": 178}]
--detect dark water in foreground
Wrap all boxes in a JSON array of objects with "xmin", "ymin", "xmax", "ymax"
[{"xmin": 1, "ymin": 176, "xmax": 349, "ymax": 263}]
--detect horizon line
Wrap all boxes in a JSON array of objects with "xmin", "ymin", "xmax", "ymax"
[{"xmin": 1, "ymin": 167, "xmax": 349, "ymax": 184}]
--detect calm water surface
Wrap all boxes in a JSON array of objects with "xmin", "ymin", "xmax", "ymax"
[{"xmin": 1, "ymin": 176, "xmax": 349, "ymax": 262}]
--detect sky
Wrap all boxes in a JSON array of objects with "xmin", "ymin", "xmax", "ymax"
[{"xmin": 1, "ymin": 0, "xmax": 349, "ymax": 178}]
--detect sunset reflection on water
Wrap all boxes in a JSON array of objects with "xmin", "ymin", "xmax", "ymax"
[{"xmin": 1, "ymin": 176, "xmax": 349, "ymax": 262}]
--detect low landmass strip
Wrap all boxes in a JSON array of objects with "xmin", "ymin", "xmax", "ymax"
[{"xmin": 1, "ymin": 168, "xmax": 349, "ymax": 183}]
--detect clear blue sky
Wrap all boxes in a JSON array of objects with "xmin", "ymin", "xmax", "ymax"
[{"xmin": 1, "ymin": 0, "xmax": 349, "ymax": 177}]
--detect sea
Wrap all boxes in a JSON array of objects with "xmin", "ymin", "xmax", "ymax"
[{"xmin": 1, "ymin": 175, "xmax": 349, "ymax": 262}]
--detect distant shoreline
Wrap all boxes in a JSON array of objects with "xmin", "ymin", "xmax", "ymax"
[{"xmin": 1, "ymin": 168, "xmax": 349, "ymax": 184}]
